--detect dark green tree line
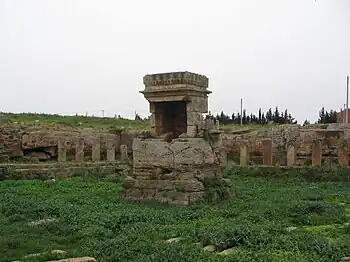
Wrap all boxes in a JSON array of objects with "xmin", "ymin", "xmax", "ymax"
[{"xmin": 213, "ymin": 106, "xmax": 297, "ymax": 125}]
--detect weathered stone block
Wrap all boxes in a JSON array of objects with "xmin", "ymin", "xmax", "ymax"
[
  {"xmin": 120, "ymin": 144, "xmax": 128, "ymax": 161},
  {"xmin": 91, "ymin": 137, "xmax": 101, "ymax": 162},
  {"xmin": 75, "ymin": 137, "xmax": 84, "ymax": 162},
  {"xmin": 187, "ymin": 125, "xmax": 197, "ymax": 137},
  {"xmin": 58, "ymin": 138, "xmax": 67, "ymax": 162},
  {"xmin": 106, "ymin": 139, "xmax": 115, "ymax": 161},
  {"xmin": 123, "ymin": 176, "xmax": 136, "ymax": 189},
  {"xmin": 338, "ymin": 140, "xmax": 348, "ymax": 167},
  {"xmin": 240, "ymin": 142, "xmax": 249, "ymax": 166},
  {"xmin": 262, "ymin": 139, "xmax": 272, "ymax": 165},
  {"xmin": 286, "ymin": 145, "xmax": 296, "ymax": 166},
  {"xmin": 125, "ymin": 138, "xmax": 223, "ymax": 205},
  {"xmin": 46, "ymin": 257, "xmax": 96, "ymax": 262},
  {"xmin": 150, "ymin": 113, "xmax": 156, "ymax": 127},
  {"xmin": 187, "ymin": 112, "xmax": 202, "ymax": 126},
  {"xmin": 156, "ymin": 180, "xmax": 175, "ymax": 190},
  {"xmin": 174, "ymin": 180, "xmax": 204, "ymax": 192},
  {"xmin": 312, "ymin": 140, "xmax": 322, "ymax": 166}
]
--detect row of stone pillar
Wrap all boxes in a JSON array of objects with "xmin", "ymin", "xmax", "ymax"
[
  {"xmin": 239, "ymin": 139, "xmax": 349, "ymax": 167},
  {"xmin": 57, "ymin": 138, "xmax": 129, "ymax": 162}
]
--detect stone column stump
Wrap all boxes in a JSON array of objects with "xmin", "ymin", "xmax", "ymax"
[
  {"xmin": 57, "ymin": 137, "xmax": 67, "ymax": 162},
  {"xmin": 120, "ymin": 145, "xmax": 128, "ymax": 161},
  {"xmin": 338, "ymin": 140, "xmax": 349, "ymax": 168},
  {"xmin": 240, "ymin": 141, "xmax": 249, "ymax": 166},
  {"xmin": 106, "ymin": 139, "xmax": 116, "ymax": 161},
  {"xmin": 312, "ymin": 140, "xmax": 322, "ymax": 166},
  {"xmin": 262, "ymin": 139, "xmax": 273, "ymax": 166},
  {"xmin": 286, "ymin": 145, "xmax": 296, "ymax": 166},
  {"xmin": 75, "ymin": 137, "xmax": 85, "ymax": 162}
]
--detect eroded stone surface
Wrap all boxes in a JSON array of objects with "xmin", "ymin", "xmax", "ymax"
[
  {"xmin": 165, "ymin": 237, "xmax": 184, "ymax": 243},
  {"xmin": 203, "ymin": 245, "xmax": 216, "ymax": 252},
  {"xmin": 219, "ymin": 248, "xmax": 237, "ymax": 256},
  {"xmin": 46, "ymin": 257, "xmax": 96, "ymax": 262},
  {"xmin": 123, "ymin": 138, "xmax": 222, "ymax": 205}
]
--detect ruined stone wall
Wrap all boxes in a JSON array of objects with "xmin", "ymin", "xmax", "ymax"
[
  {"xmin": 0, "ymin": 124, "xmax": 25, "ymax": 160},
  {"xmin": 3, "ymin": 122, "xmax": 350, "ymax": 166},
  {"xmin": 0, "ymin": 123, "xmax": 143, "ymax": 162},
  {"xmin": 221, "ymin": 124, "xmax": 350, "ymax": 166}
]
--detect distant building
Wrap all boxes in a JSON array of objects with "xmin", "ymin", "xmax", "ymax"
[{"xmin": 336, "ymin": 109, "xmax": 350, "ymax": 124}]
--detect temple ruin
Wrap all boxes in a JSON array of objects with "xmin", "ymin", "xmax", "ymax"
[{"xmin": 122, "ymin": 71, "xmax": 230, "ymax": 205}]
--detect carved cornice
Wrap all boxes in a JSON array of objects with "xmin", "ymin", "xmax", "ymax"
[{"xmin": 143, "ymin": 71, "xmax": 209, "ymax": 88}]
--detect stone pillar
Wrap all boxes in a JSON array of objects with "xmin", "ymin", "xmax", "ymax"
[
  {"xmin": 211, "ymin": 135, "xmax": 227, "ymax": 167},
  {"xmin": 57, "ymin": 137, "xmax": 67, "ymax": 162},
  {"xmin": 149, "ymin": 102, "xmax": 156, "ymax": 136},
  {"xmin": 92, "ymin": 137, "xmax": 101, "ymax": 162},
  {"xmin": 120, "ymin": 144, "xmax": 128, "ymax": 161},
  {"xmin": 240, "ymin": 141, "xmax": 249, "ymax": 166},
  {"xmin": 215, "ymin": 120, "xmax": 220, "ymax": 130},
  {"xmin": 262, "ymin": 139, "xmax": 273, "ymax": 166},
  {"xmin": 106, "ymin": 139, "xmax": 116, "ymax": 161},
  {"xmin": 286, "ymin": 145, "xmax": 296, "ymax": 166},
  {"xmin": 186, "ymin": 103, "xmax": 202, "ymax": 138},
  {"xmin": 311, "ymin": 140, "xmax": 322, "ymax": 166},
  {"xmin": 338, "ymin": 140, "xmax": 348, "ymax": 167},
  {"xmin": 75, "ymin": 137, "xmax": 84, "ymax": 162},
  {"xmin": 187, "ymin": 125, "xmax": 197, "ymax": 138}
]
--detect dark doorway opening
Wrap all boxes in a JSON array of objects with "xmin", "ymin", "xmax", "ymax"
[{"xmin": 155, "ymin": 101, "xmax": 187, "ymax": 138}]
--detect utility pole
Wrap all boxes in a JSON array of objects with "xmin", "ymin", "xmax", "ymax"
[
  {"xmin": 240, "ymin": 98, "xmax": 243, "ymax": 126},
  {"xmin": 346, "ymin": 76, "xmax": 349, "ymax": 124}
]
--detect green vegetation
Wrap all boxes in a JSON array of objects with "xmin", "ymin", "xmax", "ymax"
[
  {"xmin": 0, "ymin": 168, "xmax": 349, "ymax": 262},
  {"xmin": 0, "ymin": 112, "xmax": 149, "ymax": 131},
  {"xmin": 0, "ymin": 112, "xmax": 282, "ymax": 133}
]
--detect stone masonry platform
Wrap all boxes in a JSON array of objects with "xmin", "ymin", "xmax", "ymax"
[{"xmin": 122, "ymin": 138, "xmax": 222, "ymax": 205}]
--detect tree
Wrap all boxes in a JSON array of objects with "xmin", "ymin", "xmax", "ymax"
[
  {"xmin": 258, "ymin": 108, "xmax": 262, "ymax": 124},
  {"xmin": 273, "ymin": 106, "xmax": 280, "ymax": 123},
  {"xmin": 303, "ymin": 119, "xmax": 310, "ymax": 126},
  {"xmin": 318, "ymin": 107, "xmax": 337, "ymax": 124},
  {"xmin": 134, "ymin": 112, "xmax": 142, "ymax": 121}
]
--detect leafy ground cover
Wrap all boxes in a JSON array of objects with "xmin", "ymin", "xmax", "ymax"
[{"xmin": 0, "ymin": 171, "xmax": 349, "ymax": 262}]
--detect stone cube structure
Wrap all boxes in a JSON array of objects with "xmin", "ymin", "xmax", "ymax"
[
  {"xmin": 122, "ymin": 71, "xmax": 230, "ymax": 205},
  {"xmin": 141, "ymin": 71, "xmax": 210, "ymax": 138}
]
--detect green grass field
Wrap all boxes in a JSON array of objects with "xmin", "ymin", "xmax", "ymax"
[
  {"xmin": 0, "ymin": 112, "xmax": 273, "ymax": 133},
  {"xmin": 0, "ymin": 170, "xmax": 349, "ymax": 262},
  {"xmin": 0, "ymin": 113, "xmax": 149, "ymax": 132}
]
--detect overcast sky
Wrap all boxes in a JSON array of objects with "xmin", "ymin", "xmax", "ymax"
[{"xmin": 1, "ymin": 0, "xmax": 349, "ymax": 122}]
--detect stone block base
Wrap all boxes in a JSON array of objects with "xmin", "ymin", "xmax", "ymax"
[{"xmin": 122, "ymin": 137, "xmax": 226, "ymax": 205}]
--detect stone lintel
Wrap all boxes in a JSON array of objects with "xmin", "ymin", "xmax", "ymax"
[
  {"xmin": 143, "ymin": 71, "xmax": 209, "ymax": 89},
  {"xmin": 141, "ymin": 89, "xmax": 211, "ymax": 103}
]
